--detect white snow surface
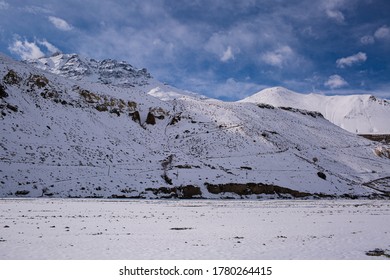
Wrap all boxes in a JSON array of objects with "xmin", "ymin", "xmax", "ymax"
[
  {"xmin": 1, "ymin": 198, "xmax": 390, "ymax": 260},
  {"xmin": 240, "ymin": 87, "xmax": 390, "ymax": 134},
  {"xmin": 1, "ymin": 53, "xmax": 390, "ymax": 199}
]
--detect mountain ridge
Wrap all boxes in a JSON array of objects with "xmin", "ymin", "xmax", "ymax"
[
  {"xmin": 32, "ymin": 53, "xmax": 390, "ymax": 135},
  {"xmin": 1, "ymin": 52, "xmax": 389, "ymax": 199},
  {"xmin": 240, "ymin": 86, "xmax": 390, "ymax": 134},
  {"xmin": 27, "ymin": 52, "xmax": 152, "ymax": 88}
]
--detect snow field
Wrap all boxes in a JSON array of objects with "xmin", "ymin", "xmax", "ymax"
[{"xmin": 0, "ymin": 199, "xmax": 389, "ymax": 260}]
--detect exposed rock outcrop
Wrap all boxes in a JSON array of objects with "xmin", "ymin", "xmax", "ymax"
[{"xmin": 205, "ymin": 182, "xmax": 312, "ymax": 198}]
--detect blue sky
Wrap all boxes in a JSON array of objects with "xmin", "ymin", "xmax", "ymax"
[{"xmin": 1, "ymin": 0, "xmax": 389, "ymax": 100}]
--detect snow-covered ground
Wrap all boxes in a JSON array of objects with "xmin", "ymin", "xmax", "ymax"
[{"xmin": 1, "ymin": 198, "xmax": 389, "ymax": 260}]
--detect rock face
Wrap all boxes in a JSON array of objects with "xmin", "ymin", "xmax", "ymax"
[
  {"xmin": 145, "ymin": 185, "xmax": 202, "ymax": 198},
  {"xmin": 0, "ymin": 84, "xmax": 7, "ymax": 98},
  {"xmin": 145, "ymin": 112, "xmax": 156, "ymax": 125},
  {"xmin": 205, "ymin": 183, "xmax": 312, "ymax": 198},
  {"xmin": 130, "ymin": 111, "xmax": 141, "ymax": 124},
  {"xmin": 27, "ymin": 53, "xmax": 152, "ymax": 87},
  {"xmin": 360, "ymin": 134, "xmax": 390, "ymax": 144},
  {"xmin": 1, "ymin": 52, "xmax": 390, "ymax": 199}
]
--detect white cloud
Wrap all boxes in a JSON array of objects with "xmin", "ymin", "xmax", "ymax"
[
  {"xmin": 324, "ymin": 74, "xmax": 348, "ymax": 89},
  {"xmin": 220, "ymin": 46, "xmax": 234, "ymax": 62},
  {"xmin": 325, "ymin": 9, "xmax": 345, "ymax": 23},
  {"xmin": 8, "ymin": 38, "xmax": 60, "ymax": 60},
  {"xmin": 359, "ymin": 25, "xmax": 390, "ymax": 46},
  {"xmin": 38, "ymin": 39, "xmax": 60, "ymax": 54},
  {"xmin": 261, "ymin": 46, "xmax": 294, "ymax": 68},
  {"xmin": 48, "ymin": 16, "xmax": 73, "ymax": 31},
  {"xmin": 374, "ymin": 25, "xmax": 390, "ymax": 40},
  {"xmin": 204, "ymin": 29, "xmax": 251, "ymax": 62},
  {"xmin": 321, "ymin": 0, "xmax": 348, "ymax": 23},
  {"xmin": 360, "ymin": 35, "xmax": 375, "ymax": 45},
  {"xmin": 8, "ymin": 39, "xmax": 45, "ymax": 60},
  {"xmin": 301, "ymin": 26, "xmax": 319, "ymax": 39},
  {"xmin": 0, "ymin": 1, "xmax": 9, "ymax": 9},
  {"xmin": 336, "ymin": 52, "xmax": 367, "ymax": 68}
]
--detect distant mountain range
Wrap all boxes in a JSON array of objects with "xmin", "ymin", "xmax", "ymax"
[
  {"xmin": 1, "ymin": 52, "xmax": 389, "ymax": 199},
  {"xmin": 240, "ymin": 87, "xmax": 390, "ymax": 134}
]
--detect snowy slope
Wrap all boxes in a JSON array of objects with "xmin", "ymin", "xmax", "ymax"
[
  {"xmin": 240, "ymin": 87, "xmax": 390, "ymax": 134},
  {"xmin": 1, "ymin": 53, "xmax": 390, "ymax": 199}
]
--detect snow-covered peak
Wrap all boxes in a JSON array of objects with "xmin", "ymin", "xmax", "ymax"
[
  {"xmin": 240, "ymin": 87, "xmax": 390, "ymax": 134},
  {"xmin": 26, "ymin": 53, "xmax": 152, "ymax": 88},
  {"xmin": 26, "ymin": 53, "xmax": 208, "ymax": 102}
]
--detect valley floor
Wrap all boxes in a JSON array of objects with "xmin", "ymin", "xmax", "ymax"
[{"xmin": 0, "ymin": 198, "xmax": 389, "ymax": 260}]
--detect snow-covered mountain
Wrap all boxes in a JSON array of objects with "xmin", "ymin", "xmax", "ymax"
[
  {"xmin": 240, "ymin": 87, "xmax": 390, "ymax": 134},
  {"xmin": 1, "ymin": 53, "xmax": 389, "ymax": 199},
  {"xmin": 27, "ymin": 53, "xmax": 206, "ymax": 101},
  {"xmin": 27, "ymin": 53, "xmax": 152, "ymax": 88}
]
